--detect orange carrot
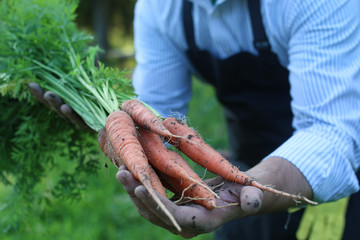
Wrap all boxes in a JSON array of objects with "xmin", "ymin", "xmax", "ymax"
[
  {"xmin": 159, "ymin": 173, "xmax": 217, "ymax": 210},
  {"xmin": 137, "ymin": 127, "xmax": 217, "ymax": 209},
  {"xmin": 163, "ymin": 117, "xmax": 318, "ymax": 205},
  {"xmin": 160, "ymin": 153, "xmax": 217, "ymax": 209},
  {"xmin": 105, "ymin": 111, "xmax": 181, "ymax": 231},
  {"xmin": 99, "ymin": 122, "xmax": 167, "ymax": 197},
  {"xmin": 121, "ymin": 99, "xmax": 173, "ymax": 138},
  {"xmin": 147, "ymin": 166, "xmax": 168, "ymax": 198},
  {"xmin": 97, "ymin": 129, "xmax": 123, "ymax": 167},
  {"xmin": 97, "ymin": 128, "xmax": 107, "ymax": 153}
]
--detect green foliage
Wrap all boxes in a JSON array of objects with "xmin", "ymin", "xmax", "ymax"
[
  {"xmin": 0, "ymin": 0, "xmax": 135, "ymax": 131},
  {"xmin": 0, "ymin": 0, "xmax": 128, "ymax": 232},
  {"xmin": 0, "ymin": 0, "xmax": 87, "ymax": 102},
  {"xmin": 188, "ymin": 78, "xmax": 229, "ymax": 150},
  {"xmin": 0, "ymin": 97, "xmax": 102, "ymax": 233},
  {"xmin": 0, "ymin": 80, "xmax": 220, "ymax": 240},
  {"xmin": 0, "ymin": 0, "xmax": 228, "ymax": 238}
]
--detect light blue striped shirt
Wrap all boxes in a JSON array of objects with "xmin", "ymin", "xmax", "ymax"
[{"xmin": 132, "ymin": 0, "xmax": 360, "ymax": 203}]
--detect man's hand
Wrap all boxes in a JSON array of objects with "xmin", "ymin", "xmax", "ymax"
[
  {"xmin": 116, "ymin": 165, "xmax": 264, "ymax": 238},
  {"xmin": 28, "ymin": 82, "xmax": 94, "ymax": 132},
  {"xmin": 95, "ymin": 116, "xmax": 312, "ymax": 238},
  {"xmin": 113, "ymin": 156, "xmax": 313, "ymax": 238}
]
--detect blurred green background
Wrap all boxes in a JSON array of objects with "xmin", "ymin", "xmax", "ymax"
[{"xmin": 0, "ymin": 1, "xmax": 229, "ymax": 239}]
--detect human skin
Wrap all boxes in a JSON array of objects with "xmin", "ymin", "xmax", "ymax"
[
  {"xmin": 28, "ymin": 83, "xmax": 314, "ymax": 237},
  {"xmin": 115, "ymin": 157, "xmax": 313, "ymax": 238},
  {"xmin": 28, "ymin": 82, "xmax": 94, "ymax": 132}
]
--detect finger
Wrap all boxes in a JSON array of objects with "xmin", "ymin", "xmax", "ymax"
[
  {"xmin": 60, "ymin": 104, "xmax": 94, "ymax": 132},
  {"xmin": 116, "ymin": 169, "xmax": 141, "ymax": 192},
  {"xmin": 116, "ymin": 170, "xmax": 170, "ymax": 229},
  {"xmin": 118, "ymin": 165, "xmax": 128, "ymax": 171},
  {"xmin": 134, "ymin": 185, "xmax": 181, "ymax": 234},
  {"xmin": 205, "ymin": 176, "xmax": 225, "ymax": 187},
  {"xmin": 28, "ymin": 83, "xmax": 50, "ymax": 107},
  {"xmin": 240, "ymin": 186, "xmax": 263, "ymax": 214},
  {"xmin": 44, "ymin": 91, "xmax": 66, "ymax": 118},
  {"xmin": 136, "ymin": 185, "xmax": 234, "ymax": 238},
  {"xmin": 296, "ymin": 208, "xmax": 314, "ymax": 240},
  {"xmin": 309, "ymin": 216, "xmax": 323, "ymax": 240}
]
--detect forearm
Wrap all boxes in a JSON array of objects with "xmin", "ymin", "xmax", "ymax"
[{"xmin": 246, "ymin": 156, "xmax": 313, "ymax": 213}]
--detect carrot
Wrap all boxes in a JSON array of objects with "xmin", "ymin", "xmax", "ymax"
[
  {"xmin": 160, "ymin": 154, "xmax": 217, "ymax": 209},
  {"xmin": 159, "ymin": 173, "xmax": 217, "ymax": 210},
  {"xmin": 163, "ymin": 117, "xmax": 318, "ymax": 206},
  {"xmin": 146, "ymin": 166, "xmax": 168, "ymax": 198},
  {"xmin": 121, "ymin": 99, "xmax": 173, "ymax": 138},
  {"xmin": 98, "ymin": 129, "xmax": 123, "ymax": 167},
  {"xmin": 137, "ymin": 127, "xmax": 217, "ymax": 209},
  {"xmin": 97, "ymin": 128, "xmax": 107, "ymax": 153},
  {"xmin": 105, "ymin": 111, "xmax": 181, "ymax": 231},
  {"xmin": 99, "ymin": 122, "xmax": 167, "ymax": 197}
]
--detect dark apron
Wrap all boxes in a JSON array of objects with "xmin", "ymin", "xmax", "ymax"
[
  {"xmin": 183, "ymin": 0, "xmax": 359, "ymax": 239},
  {"xmin": 183, "ymin": 0, "xmax": 293, "ymax": 169}
]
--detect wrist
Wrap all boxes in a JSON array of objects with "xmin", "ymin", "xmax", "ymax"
[{"xmin": 246, "ymin": 156, "xmax": 313, "ymax": 213}]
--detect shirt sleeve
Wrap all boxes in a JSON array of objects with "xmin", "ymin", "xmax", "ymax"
[
  {"xmin": 132, "ymin": 0, "xmax": 192, "ymax": 118},
  {"xmin": 268, "ymin": 0, "xmax": 360, "ymax": 203}
]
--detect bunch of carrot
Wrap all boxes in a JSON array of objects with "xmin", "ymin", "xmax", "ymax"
[{"xmin": 99, "ymin": 99, "xmax": 318, "ymax": 232}]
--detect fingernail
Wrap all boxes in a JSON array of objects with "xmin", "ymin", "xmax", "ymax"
[
  {"xmin": 47, "ymin": 92, "xmax": 56, "ymax": 99},
  {"xmin": 119, "ymin": 165, "xmax": 127, "ymax": 171},
  {"xmin": 60, "ymin": 104, "xmax": 71, "ymax": 114},
  {"xmin": 116, "ymin": 170, "xmax": 128, "ymax": 184},
  {"xmin": 134, "ymin": 186, "xmax": 148, "ymax": 198}
]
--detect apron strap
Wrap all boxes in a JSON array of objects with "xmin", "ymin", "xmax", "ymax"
[
  {"xmin": 248, "ymin": 0, "xmax": 271, "ymax": 52},
  {"xmin": 183, "ymin": 0, "xmax": 271, "ymax": 53},
  {"xmin": 182, "ymin": 1, "xmax": 197, "ymax": 52}
]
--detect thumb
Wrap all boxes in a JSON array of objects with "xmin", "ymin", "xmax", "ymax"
[{"xmin": 240, "ymin": 186, "xmax": 264, "ymax": 215}]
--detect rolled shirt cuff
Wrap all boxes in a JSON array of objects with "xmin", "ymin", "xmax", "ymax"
[{"xmin": 266, "ymin": 130, "xmax": 359, "ymax": 203}]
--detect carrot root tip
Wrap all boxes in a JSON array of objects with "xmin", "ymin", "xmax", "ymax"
[{"xmin": 214, "ymin": 202, "xmax": 240, "ymax": 208}]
